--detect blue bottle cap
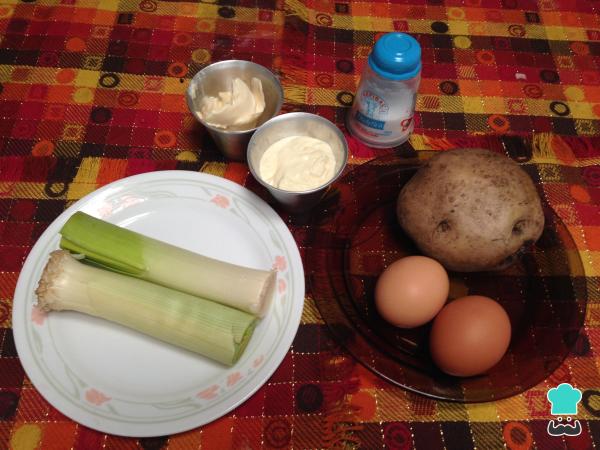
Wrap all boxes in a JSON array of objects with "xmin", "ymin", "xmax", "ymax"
[{"xmin": 368, "ymin": 32, "xmax": 422, "ymax": 81}]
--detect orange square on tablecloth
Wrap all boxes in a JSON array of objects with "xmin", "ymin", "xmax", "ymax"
[
  {"xmin": 93, "ymin": 10, "xmax": 116, "ymax": 26},
  {"xmin": 137, "ymin": 93, "xmax": 163, "ymax": 110},
  {"xmin": 0, "ymin": 272, "xmax": 18, "ymax": 299},
  {"xmin": 457, "ymin": 80, "xmax": 480, "ymax": 96},
  {"xmin": 39, "ymin": 423, "xmax": 77, "ymax": 450},
  {"xmin": 418, "ymin": 79, "xmax": 440, "ymax": 95},
  {"xmin": 582, "ymin": 330, "xmax": 600, "ymax": 356},
  {"xmin": 501, "ymin": 82, "xmax": 526, "ymax": 98},
  {"xmin": 454, "ymin": 49, "xmax": 477, "ymax": 66},
  {"xmin": 582, "ymin": 85, "xmax": 600, "ymax": 103},
  {"xmin": 46, "ymin": 86, "xmax": 75, "ymax": 104},
  {"xmin": 0, "ymin": 423, "xmax": 10, "ymax": 450},
  {"xmin": 51, "ymin": 5, "xmax": 73, "ymax": 19},
  {"xmin": 72, "ymin": 7, "xmax": 96, "ymax": 23},
  {"xmin": 542, "ymin": 84, "xmax": 566, "ymax": 101},
  {"xmin": 93, "ymin": 90, "xmax": 119, "ymax": 108},
  {"xmin": 104, "ymin": 435, "xmax": 139, "ymax": 448},
  {"xmin": 569, "ymin": 355, "xmax": 600, "ymax": 388},
  {"xmin": 480, "ymin": 81, "xmax": 503, "ymax": 98},
  {"xmin": 168, "ymin": 429, "xmax": 202, "ymax": 449},
  {"xmin": 255, "ymin": 22, "xmax": 279, "ymax": 35},
  {"xmin": 37, "ymin": 122, "xmax": 63, "ymax": 142},
  {"xmin": 224, "ymin": 162, "xmax": 249, "ymax": 185},
  {"xmin": 292, "ymin": 416, "xmax": 322, "ymax": 448},
  {"xmin": 175, "ymin": 16, "xmax": 199, "ymax": 32},
  {"xmin": 64, "ymin": 105, "xmax": 91, "ymax": 123},
  {"xmin": 407, "ymin": 391, "xmax": 437, "ymax": 417},
  {"xmin": 334, "ymin": 74, "xmax": 359, "ymax": 92},
  {"xmin": 389, "ymin": 4, "xmax": 409, "ymax": 18},
  {"xmin": 427, "ymin": 6, "xmax": 448, "ymax": 21},
  {"xmin": 133, "ymin": 13, "xmax": 156, "ymax": 29},
  {"xmin": 15, "ymin": 388, "xmax": 51, "ymax": 421},
  {"xmin": 371, "ymin": 3, "xmax": 390, "ymax": 18},
  {"xmin": 580, "ymin": 12, "xmax": 600, "ymax": 28},
  {"xmin": 232, "ymin": 417, "xmax": 264, "ymax": 449},
  {"xmin": 201, "ymin": 417, "xmax": 234, "ymax": 448},
  {"xmin": 583, "ymin": 226, "xmax": 600, "ymax": 250},
  {"xmin": 464, "ymin": 7, "xmax": 486, "ymax": 22},
  {"xmin": 351, "ymin": 3, "xmax": 371, "ymax": 17},
  {"xmin": 561, "ymin": 13, "xmax": 581, "ymax": 27},
  {"xmin": 503, "ymin": 10, "xmax": 526, "ymax": 24},
  {"xmin": 3, "ymin": 84, "xmax": 30, "ymax": 101},
  {"xmin": 539, "ymin": 12, "xmax": 561, "ymax": 26},
  {"xmin": 160, "ymin": 93, "xmax": 188, "ymax": 113},
  {"xmin": 97, "ymin": 158, "xmax": 128, "ymax": 186}
]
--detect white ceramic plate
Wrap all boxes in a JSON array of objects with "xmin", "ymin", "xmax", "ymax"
[{"xmin": 12, "ymin": 171, "xmax": 304, "ymax": 437}]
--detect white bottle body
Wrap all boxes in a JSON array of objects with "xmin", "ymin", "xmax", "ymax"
[{"xmin": 347, "ymin": 64, "xmax": 420, "ymax": 148}]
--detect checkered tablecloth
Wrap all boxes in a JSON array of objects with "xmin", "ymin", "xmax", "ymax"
[{"xmin": 0, "ymin": 0, "xmax": 599, "ymax": 448}]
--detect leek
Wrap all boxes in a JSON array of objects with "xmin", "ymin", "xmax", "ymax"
[
  {"xmin": 59, "ymin": 212, "xmax": 276, "ymax": 317},
  {"xmin": 36, "ymin": 250, "xmax": 257, "ymax": 366}
]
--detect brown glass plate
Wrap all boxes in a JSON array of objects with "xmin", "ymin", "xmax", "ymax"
[{"xmin": 306, "ymin": 154, "xmax": 587, "ymax": 402}]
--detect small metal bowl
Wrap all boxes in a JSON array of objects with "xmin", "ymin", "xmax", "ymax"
[
  {"xmin": 186, "ymin": 60, "xmax": 284, "ymax": 161},
  {"xmin": 247, "ymin": 112, "xmax": 348, "ymax": 213}
]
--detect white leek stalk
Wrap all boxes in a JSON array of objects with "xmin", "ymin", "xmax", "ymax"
[
  {"xmin": 36, "ymin": 250, "xmax": 257, "ymax": 366},
  {"xmin": 59, "ymin": 212, "xmax": 276, "ymax": 317}
]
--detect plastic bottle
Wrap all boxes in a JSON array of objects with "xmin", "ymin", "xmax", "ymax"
[{"xmin": 347, "ymin": 32, "xmax": 422, "ymax": 148}]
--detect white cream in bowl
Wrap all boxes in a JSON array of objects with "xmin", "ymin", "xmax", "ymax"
[{"xmin": 258, "ymin": 136, "xmax": 336, "ymax": 192}]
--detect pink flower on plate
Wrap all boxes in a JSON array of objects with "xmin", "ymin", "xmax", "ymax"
[
  {"xmin": 85, "ymin": 388, "xmax": 111, "ymax": 406},
  {"xmin": 272, "ymin": 256, "xmax": 287, "ymax": 272},
  {"xmin": 31, "ymin": 305, "xmax": 47, "ymax": 326},
  {"xmin": 253, "ymin": 355, "xmax": 264, "ymax": 368},
  {"xmin": 97, "ymin": 203, "xmax": 113, "ymax": 219},
  {"xmin": 210, "ymin": 194, "xmax": 230, "ymax": 208},
  {"xmin": 278, "ymin": 279, "xmax": 286, "ymax": 294},
  {"xmin": 120, "ymin": 195, "xmax": 144, "ymax": 209},
  {"xmin": 197, "ymin": 385, "xmax": 219, "ymax": 400},
  {"xmin": 227, "ymin": 372, "xmax": 242, "ymax": 387}
]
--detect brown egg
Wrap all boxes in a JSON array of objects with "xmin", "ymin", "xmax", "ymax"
[
  {"xmin": 375, "ymin": 256, "xmax": 449, "ymax": 328},
  {"xmin": 429, "ymin": 295, "xmax": 511, "ymax": 377}
]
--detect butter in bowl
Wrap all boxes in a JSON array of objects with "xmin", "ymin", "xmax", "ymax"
[
  {"xmin": 186, "ymin": 60, "xmax": 284, "ymax": 161},
  {"xmin": 247, "ymin": 112, "xmax": 348, "ymax": 213}
]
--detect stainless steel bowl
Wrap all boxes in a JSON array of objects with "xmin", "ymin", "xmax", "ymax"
[
  {"xmin": 186, "ymin": 60, "xmax": 284, "ymax": 161},
  {"xmin": 247, "ymin": 112, "xmax": 348, "ymax": 213}
]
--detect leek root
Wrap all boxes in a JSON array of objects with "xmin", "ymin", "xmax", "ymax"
[
  {"xmin": 59, "ymin": 212, "xmax": 276, "ymax": 317},
  {"xmin": 36, "ymin": 250, "xmax": 257, "ymax": 366}
]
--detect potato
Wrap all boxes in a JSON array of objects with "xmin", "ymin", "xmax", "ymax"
[{"xmin": 397, "ymin": 148, "xmax": 544, "ymax": 272}]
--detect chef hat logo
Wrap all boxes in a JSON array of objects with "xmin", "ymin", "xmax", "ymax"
[{"xmin": 547, "ymin": 383, "xmax": 582, "ymax": 415}]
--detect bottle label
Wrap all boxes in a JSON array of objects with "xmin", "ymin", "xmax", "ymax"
[
  {"xmin": 348, "ymin": 85, "xmax": 417, "ymax": 146},
  {"xmin": 355, "ymin": 110, "xmax": 385, "ymax": 130}
]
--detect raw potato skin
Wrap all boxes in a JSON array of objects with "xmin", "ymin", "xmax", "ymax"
[{"xmin": 397, "ymin": 148, "xmax": 545, "ymax": 272}]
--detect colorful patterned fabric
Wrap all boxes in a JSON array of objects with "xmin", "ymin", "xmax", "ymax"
[{"xmin": 0, "ymin": 0, "xmax": 599, "ymax": 448}]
